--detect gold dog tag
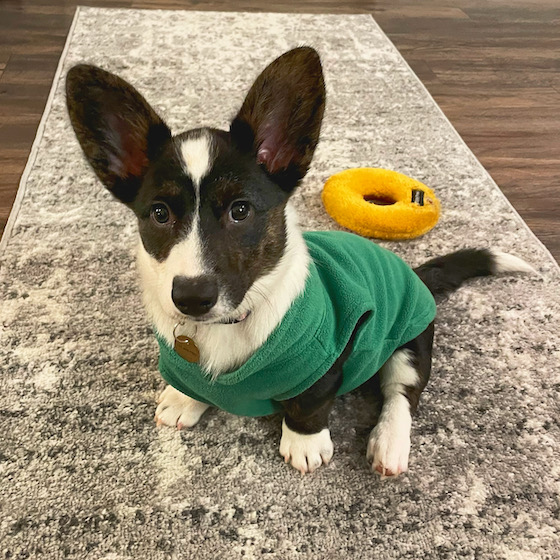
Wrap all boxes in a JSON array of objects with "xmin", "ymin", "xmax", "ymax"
[{"xmin": 174, "ymin": 335, "xmax": 200, "ymax": 363}]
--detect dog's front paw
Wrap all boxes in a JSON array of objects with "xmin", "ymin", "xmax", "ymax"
[
  {"xmin": 155, "ymin": 385, "xmax": 210, "ymax": 429},
  {"xmin": 279, "ymin": 419, "xmax": 333, "ymax": 474},
  {"xmin": 366, "ymin": 420, "xmax": 411, "ymax": 479}
]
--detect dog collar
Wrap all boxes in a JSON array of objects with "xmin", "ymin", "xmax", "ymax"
[
  {"xmin": 218, "ymin": 310, "xmax": 251, "ymax": 324},
  {"xmin": 172, "ymin": 310, "xmax": 250, "ymax": 363}
]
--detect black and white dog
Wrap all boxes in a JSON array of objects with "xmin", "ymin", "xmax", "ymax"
[{"xmin": 66, "ymin": 47, "xmax": 533, "ymax": 477}]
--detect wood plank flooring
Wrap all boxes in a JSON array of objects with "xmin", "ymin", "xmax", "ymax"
[{"xmin": 1, "ymin": 0, "xmax": 559, "ymax": 262}]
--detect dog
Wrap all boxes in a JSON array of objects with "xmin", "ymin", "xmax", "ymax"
[{"xmin": 65, "ymin": 47, "xmax": 534, "ymax": 477}]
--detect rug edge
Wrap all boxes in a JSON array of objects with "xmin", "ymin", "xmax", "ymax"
[
  {"xmin": 0, "ymin": 6, "xmax": 82, "ymax": 257},
  {"xmin": 366, "ymin": 15, "xmax": 560, "ymax": 273},
  {"xmin": 77, "ymin": 5, "xmax": 374, "ymax": 19}
]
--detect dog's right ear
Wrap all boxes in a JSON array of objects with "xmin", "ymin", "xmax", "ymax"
[{"xmin": 66, "ymin": 65, "xmax": 171, "ymax": 205}]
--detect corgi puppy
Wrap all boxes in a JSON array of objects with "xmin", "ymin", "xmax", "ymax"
[{"xmin": 66, "ymin": 47, "xmax": 534, "ymax": 476}]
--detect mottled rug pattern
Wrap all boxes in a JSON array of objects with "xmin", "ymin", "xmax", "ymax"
[{"xmin": 1, "ymin": 7, "xmax": 559, "ymax": 560}]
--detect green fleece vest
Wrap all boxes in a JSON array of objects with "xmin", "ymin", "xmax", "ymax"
[{"xmin": 157, "ymin": 231, "xmax": 436, "ymax": 417}]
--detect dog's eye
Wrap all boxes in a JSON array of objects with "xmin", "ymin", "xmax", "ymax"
[
  {"xmin": 229, "ymin": 201, "xmax": 251, "ymax": 222},
  {"xmin": 151, "ymin": 203, "xmax": 170, "ymax": 224}
]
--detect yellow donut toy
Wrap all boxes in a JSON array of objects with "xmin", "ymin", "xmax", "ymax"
[{"xmin": 321, "ymin": 168, "xmax": 440, "ymax": 240}]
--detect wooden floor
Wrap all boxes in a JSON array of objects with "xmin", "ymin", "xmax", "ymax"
[{"xmin": 1, "ymin": 0, "xmax": 559, "ymax": 262}]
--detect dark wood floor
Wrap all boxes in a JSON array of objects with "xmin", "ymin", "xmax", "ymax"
[{"xmin": 1, "ymin": 0, "xmax": 559, "ymax": 262}]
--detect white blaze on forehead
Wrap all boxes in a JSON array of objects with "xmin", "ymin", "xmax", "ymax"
[
  {"xmin": 173, "ymin": 132, "xmax": 213, "ymax": 279},
  {"xmin": 180, "ymin": 133, "xmax": 213, "ymax": 186}
]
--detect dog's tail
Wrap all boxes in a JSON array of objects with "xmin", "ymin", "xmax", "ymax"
[{"xmin": 414, "ymin": 249, "xmax": 536, "ymax": 298}]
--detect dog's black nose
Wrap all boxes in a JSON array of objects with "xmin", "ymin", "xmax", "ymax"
[{"xmin": 172, "ymin": 275, "xmax": 218, "ymax": 317}]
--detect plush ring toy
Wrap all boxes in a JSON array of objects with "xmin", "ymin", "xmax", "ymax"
[{"xmin": 321, "ymin": 168, "xmax": 440, "ymax": 240}]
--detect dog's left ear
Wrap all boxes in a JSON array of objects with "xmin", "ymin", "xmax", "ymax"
[{"xmin": 230, "ymin": 47, "xmax": 326, "ymax": 192}]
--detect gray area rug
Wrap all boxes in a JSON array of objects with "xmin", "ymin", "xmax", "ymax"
[{"xmin": 1, "ymin": 7, "xmax": 559, "ymax": 559}]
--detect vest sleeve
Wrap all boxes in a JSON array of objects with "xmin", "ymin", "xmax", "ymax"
[{"xmin": 269, "ymin": 337, "xmax": 337, "ymax": 402}]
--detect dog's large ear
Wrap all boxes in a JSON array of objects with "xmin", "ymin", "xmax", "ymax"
[
  {"xmin": 66, "ymin": 65, "xmax": 171, "ymax": 205},
  {"xmin": 230, "ymin": 47, "xmax": 326, "ymax": 192}
]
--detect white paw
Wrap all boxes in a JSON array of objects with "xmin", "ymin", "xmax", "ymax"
[
  {"xmin": 155, "ymin": 385, "xmax": 210, "ymax": 429},
  {"xmin": 366, "ymin": 418, "xmax": 411, "ymax": 479},
  {"xmin": 279, "ymin": 419, "xmax": 333, "ymax": 474}
]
